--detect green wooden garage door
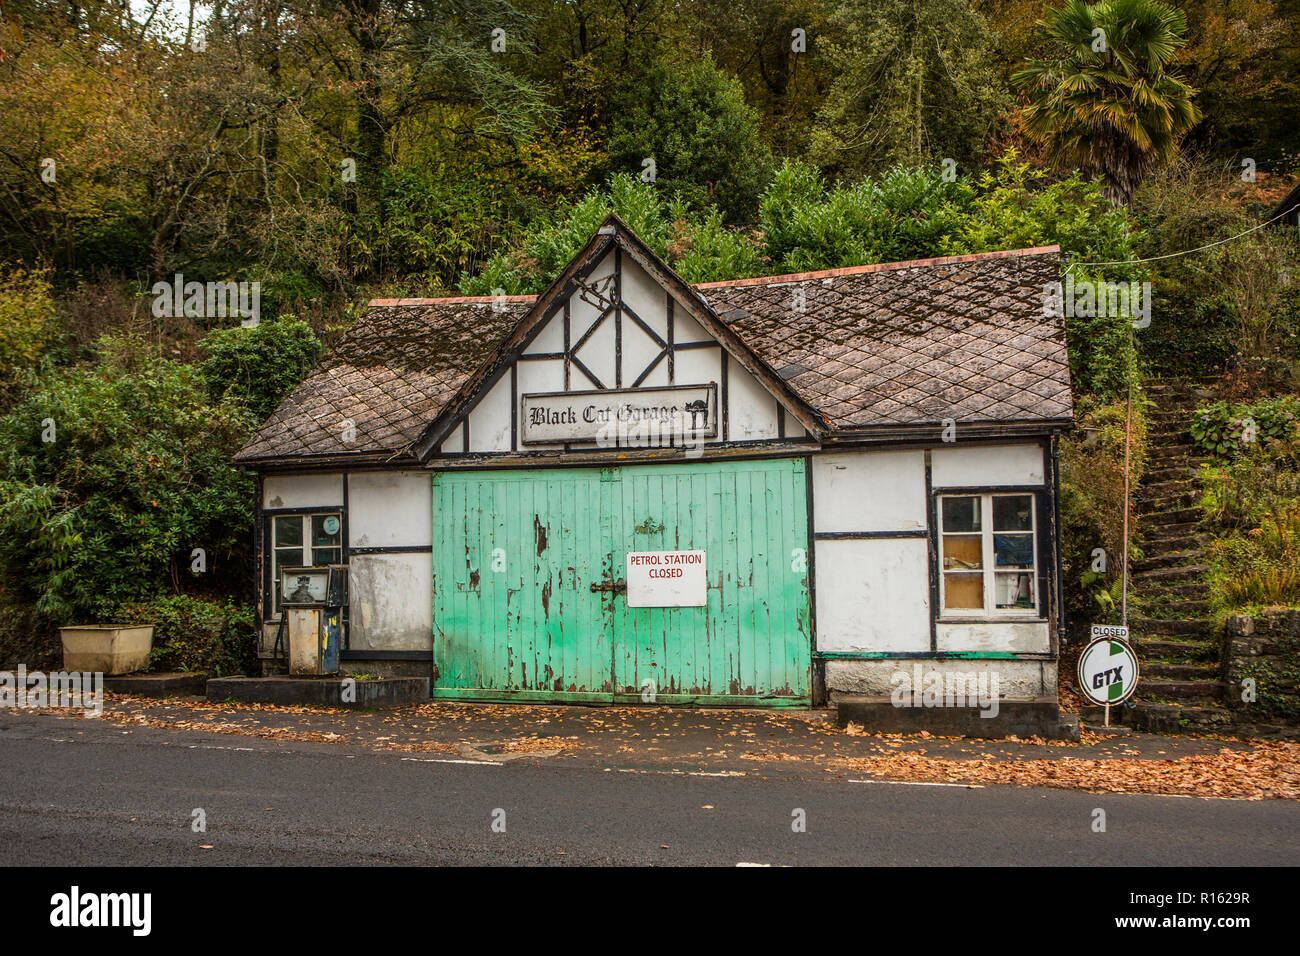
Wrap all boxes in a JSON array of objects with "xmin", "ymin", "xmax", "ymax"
[{"xmin": 431, "ymin": 459, "xmax": 811, "ymax": 706}]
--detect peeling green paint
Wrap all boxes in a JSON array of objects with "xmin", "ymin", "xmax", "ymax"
[{"xmin": 432, "ymin": 460, "xmax": 811, "ymax": 704}]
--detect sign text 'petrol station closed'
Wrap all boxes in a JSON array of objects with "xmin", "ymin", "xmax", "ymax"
[{"xmin": 625, "ymin": 551, "xmax": 707, "ymax": 607}]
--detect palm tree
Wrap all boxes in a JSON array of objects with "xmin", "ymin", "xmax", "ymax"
[{"xmin": 1013, "ymin": 0, "xmax": 1200, "ymax": 205}]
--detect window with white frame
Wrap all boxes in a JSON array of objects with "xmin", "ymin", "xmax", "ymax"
[
  {"xmin": 270, "ymin": 513, "xmax": 342, "ymax": 614},
  {"xmin": 938, "ymin": 493, "xmax": 1038, "ymax": 616}
]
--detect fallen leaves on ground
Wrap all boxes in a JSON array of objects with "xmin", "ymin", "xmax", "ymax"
[{"xmin": 830, "ymin": 741, "xmax": 1300, "ymax": 800}]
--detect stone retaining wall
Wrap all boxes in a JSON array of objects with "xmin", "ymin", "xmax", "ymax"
[{"xmin": 1225, "ymin": 609, "xmax": 1300, "ymax": 735}]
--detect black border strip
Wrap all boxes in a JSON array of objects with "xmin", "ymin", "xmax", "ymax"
[
  {"xmin": 349, "ymin": 545, "xmax": 433, "ymax": 555},
  {"xmin": 925, "ymin": 451, "xmax": 939, "ymax": 653},
  {"xmin": 814, "ymin": 530, "xmax": 928, "ymax": 540},
  {"xmin": 340, "ymin": 650, "xmax": 433, "ymax": 661},
  {"xmin": 570, "ymin": 354, "xmax": 604, "ymax": 390},
  {"xmin": 262, "ymin": 505, "xmax": 342, "ymax": 515},
  {"xmin": 803, "ymin": 453, "xmax": 819, "ymax": 704},
  {"xmin": 509, "ymin": 363, "xmax": 517, "ymax": 450},
  {"xmin": 666, "ymin": 293, "xmax": 675, "ymax": 382},
  {"xmin": 931, "ymin": 484, "xmax": 1047, "ymax": 494}
]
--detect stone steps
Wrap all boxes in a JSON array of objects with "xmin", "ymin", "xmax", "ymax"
[
  {"xmin": 1138, "ymin": 534, "xmax": 1206, "ymax": 553},
  {"xmin": 1143, "ymin": 661, "xmax": 1221, "ymax": 681},
  {"xmin": 1127, "ymin": 702, "xmax": 1236, "ymax": 735},
  {"xmin": 1141, "ymin": 478, "xmax": 1199, "ymax": 497},
  {"xmin": 1135, "ymin": 599, "xmax": 1211, "ymax": 616},
  {"xmin": 1147, "ymin": 444, "xmax": 1194, "ymax": 459},
  {"xmin": 1139, "ymin": 505, "xmax": 1203, "ymax": 525},
  {"xmin": 1140, "ymin": 679, "xmax": 1224, "ymax": 700},
  {"xmin": 1134, "ymin": 580, "xmax": 1211, "ymax": 601},
  {"xmin": 1133, "ymin": 638, "xmax": 1217, "ymax": 661},
  {"xmin": 1133, "ymin": 563, "xmax": 1208, "ymax": 583},
  {"xmin": 1132, "ymin": 549, "xmax": 1206, "ymax": 572},
  {"xmin": 1139, "ymin": 491, "xmax": 1202, "ymax": 512},
  {"xmin": 1130, "ymin": 616, "xmax": 1215, "ymax": 637}
]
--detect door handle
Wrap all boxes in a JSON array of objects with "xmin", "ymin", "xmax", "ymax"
[{"xmin": 589, "ymin": 579, "xmax": 627, "ymax": 594}]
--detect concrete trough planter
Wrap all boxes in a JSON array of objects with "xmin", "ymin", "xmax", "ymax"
[{"xmin": 59, "ymin": 626, "xmax": 154, "ymax": 675}]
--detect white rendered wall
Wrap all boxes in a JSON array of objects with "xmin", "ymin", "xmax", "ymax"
[
  {"xmin": 263, "ymin": 473, "xmax": 343, "ymax": 509},
  {"xmin": 347, "ymin": 553, "xmax": 433, "ymax": 650},
  {"xmin": 931, "ymin": 444, "xmax": 1044, "ymax": 487},
  {"xmin": 347, "ymin": 472, "xmax": 431, "ymax": 548},
  {"xmin": 812, "ymin": 450, "xmax": 926, "ymax": 532},
  {"xmin": 815, "ymin": 538, "xmax": 931, "ymax": 653}
]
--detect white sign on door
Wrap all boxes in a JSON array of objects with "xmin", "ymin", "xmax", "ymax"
[{"xmin": 625, "ymin": 551, "xmax": 707, "ymax": 607}]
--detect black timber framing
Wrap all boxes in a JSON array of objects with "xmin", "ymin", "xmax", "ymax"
[{"xmin": 803, "ymin": 452, "xmax": 821, "ymax": 705}]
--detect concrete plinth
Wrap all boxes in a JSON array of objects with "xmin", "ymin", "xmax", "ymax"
[
  {"xmin": 835, "ymin": 695, "xmax": 1079, "ymax": 741},
  {"xmin": 103, "ymin": 672, "xmax": 208, "ymax": 697},
  {"xmin": 205, "ymin": 676, "xmax": 429, "ymax": 709}
]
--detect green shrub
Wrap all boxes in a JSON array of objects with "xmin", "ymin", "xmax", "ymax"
[
  {"xmin": 197, "ymin": 318, "xmax": 321, "ymax": 420},
  {"xmin": 1222, "ymin": 568, "xmax": 1300, "ymax": 609},
  {"xmin": 1190, "ymin": 396, "xmax": 1300, "ymax": 461},
  {"xmin": 0, "ymin": 336, "xmax": 256, "ymax": 621},
  {"xmin": 116, "ymin": 595, "xmax": 255, "ymax": 676},
  {"xmin": 0, "ymin": 268, "xmax": 56, "ymax": 407},
  {"xmin": 606, "ymin": 55, "xmax": 774, "ymax": 224},
  {"xmin": 1200, "ymin": 456, "xmax": 1300, "ymax": 529},
  {"xmin": 1059, "ymin": 397, "xmax": 1150, "ymax": 627}
]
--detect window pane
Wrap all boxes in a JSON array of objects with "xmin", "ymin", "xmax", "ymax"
[
  {"xmin": 942, "ymin": 496, "xmax": 981, "ymax": 533},
  {"xmin": 311, "ymin": 514, "xmax": 341, "ymax": 548},
  {"xmin": 944, "ymin": 572, "xmax": 984, "ymax": 610},
  {"xmin": 274, "ymin": 516, "xmax": 302, "ymax": 548},
  {"xmin": 995, "ymin": 572, "xmax": 1034, "ymax": 609},
  {"xmin": 994, "ymin": 533, "xmax": 1034, "ymax": 568},
  {"xmin": 993, "ymin": 495, "xmax": 1033, "ymax": 532},
  {"xmin": 942, "ymin": 533, "xmax": 982, "ymax": 570},
  {"xmin": 312, "ymin": 547, "xmax": 342, "ymax": 567}
]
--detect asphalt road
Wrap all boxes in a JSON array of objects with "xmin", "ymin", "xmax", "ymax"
[{"xmin": 1, "ymin": 714, "xmax": 1296, "ymax": 866}]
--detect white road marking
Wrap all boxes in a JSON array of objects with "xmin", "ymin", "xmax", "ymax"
[
  {"xmin": 849, "ymin": 779, "xmax": 984, "ymax": 789},
  {"xmin": 401, "ymin": 757, "xmax": 503, "ymax": 767}
]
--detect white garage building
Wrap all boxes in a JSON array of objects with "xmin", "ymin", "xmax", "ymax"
[{"xmin": 234, "ymin": 215, "xmax": 1074, "ymax": 729}]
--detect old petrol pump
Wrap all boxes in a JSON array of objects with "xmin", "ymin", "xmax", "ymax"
[{"xmin": 278, "ymin": 565, "xmax": 347, "ymax": 676}]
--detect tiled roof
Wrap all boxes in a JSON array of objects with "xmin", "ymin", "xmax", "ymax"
[
  {"xmin": 700, "ymin": 249, "xmax": 1073, "ymax": 430},
  {"xmin": 233, "ymin": 300, "xmax": 531, "ymax": 463},
  {"xmin": 234, "ymin": 245, "xmax": 1072, "ymax": 464}
]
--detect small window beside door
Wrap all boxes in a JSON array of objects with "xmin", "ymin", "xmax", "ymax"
[
  {"xmin": 270, "ymin": 513, "xmax": 342, "ymax": 613},
  {"xmin": 939, "ymin": 493, "xmax": 1038, "ymax": 616}
]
